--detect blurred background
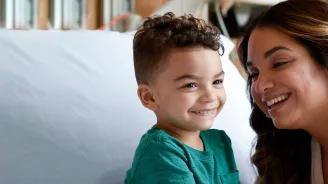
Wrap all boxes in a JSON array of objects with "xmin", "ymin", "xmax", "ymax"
[
  {"xmin": 0, "ymin": 0, "xmax": 284, "ymax": 34},
  {"xmin": 0, "ymin": 0, "xmax": 284, "ymax": 76}
]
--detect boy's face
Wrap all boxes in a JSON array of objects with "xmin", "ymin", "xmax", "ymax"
[{"xmin": 147, "ymin": 47, "xmax": 226, "ymax": 132}]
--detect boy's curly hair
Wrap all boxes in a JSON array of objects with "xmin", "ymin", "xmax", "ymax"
[{"xmin": 133, "ymin": 12, "xmax": 224, "ymax": 85}]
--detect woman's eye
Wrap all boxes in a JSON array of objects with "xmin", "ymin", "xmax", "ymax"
[
  {"xmin": 213, "ymin": 80, "xmax": 223, "ymax": 85},
  {"xmin": 183, "ymin": 83, "xmax": 197, "ymax": 88},
  {"xmin": 273, "ymin": 61, "xmax": 288, "ymax": 68},
  {"xmin": 249, "ymin": 73, "xmax": 259, "ymax": 81}
]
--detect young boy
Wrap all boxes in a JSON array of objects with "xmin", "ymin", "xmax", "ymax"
[{"xmin": 124, "ymin": 12, "xmax": 239, "ymax": 184}]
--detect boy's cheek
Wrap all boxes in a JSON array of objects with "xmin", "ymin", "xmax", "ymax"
[{"xmin": 218, "ymin": 92, "xmax": 227, "ymax": 108}]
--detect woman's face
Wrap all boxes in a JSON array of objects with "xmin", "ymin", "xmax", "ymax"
[{"xmin": 247, "ymin": 27, "xmax": 328, "ymax": 130}]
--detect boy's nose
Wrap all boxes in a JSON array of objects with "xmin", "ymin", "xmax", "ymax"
[{"xmin": 200, "ymin": 89, "xmax": 217, "ymax": 103}]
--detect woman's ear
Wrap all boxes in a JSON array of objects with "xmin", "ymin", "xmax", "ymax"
[{"xmin": 137, "ymin": 84, "xmax": 158, "ymax": 111}]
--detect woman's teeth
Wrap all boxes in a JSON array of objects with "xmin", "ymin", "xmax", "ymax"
[{"xmin": 266, "ymin": 94, "xmax": 289, "ymax": 107}]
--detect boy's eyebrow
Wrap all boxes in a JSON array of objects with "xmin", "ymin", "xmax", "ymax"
[
  {"xmin": 174, "ymin": 71, "xmax": 225, "ymax": 82},
  {"xmin": 174, "ymin": 74, "xmax": 200, "ymax": 82},
  {"xmin": 214, "ymin": 70, "xmax": 225, "ymax": 78}
]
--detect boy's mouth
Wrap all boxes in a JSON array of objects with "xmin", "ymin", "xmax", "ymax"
[{"xmin": 191, "ymin": 108, "xmax": 216, "ymax": 116}]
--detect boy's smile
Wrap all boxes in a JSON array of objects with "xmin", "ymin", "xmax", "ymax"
[{"xmin": 190, "ymin": 108, "xmax": 217, "ymax": 116}]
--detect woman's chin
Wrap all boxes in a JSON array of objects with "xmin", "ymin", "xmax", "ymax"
[{"xmin": 272, "ymin": 117, "xmax": 300, "ymax": 130}]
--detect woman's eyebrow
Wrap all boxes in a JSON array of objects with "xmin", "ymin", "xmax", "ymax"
[
  {"xmin": 264, "ymin": 46, "xmax": 291, "ymax": 58},
  {"xmin": 245, "ymin": 46, "xmax": 292, "ymax": 67}
]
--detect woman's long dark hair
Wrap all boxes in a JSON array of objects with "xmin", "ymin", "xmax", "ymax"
[{"xmin": 238, "ymin": 0, "xmax": 328, "ymax": 183}]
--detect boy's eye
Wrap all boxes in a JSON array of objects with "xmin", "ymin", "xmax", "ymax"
[
  {"xmin": 183, "ymin": 83, "xmax": 197, "ymax": 88},
  {"xmin": 213, "ymin": 80, "xmax": 223, "ymax": 85}
]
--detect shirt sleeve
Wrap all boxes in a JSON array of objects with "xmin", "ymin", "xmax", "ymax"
[{"xmin": 126, "ymin": 140, "xmax": 196, "ymax": 184}]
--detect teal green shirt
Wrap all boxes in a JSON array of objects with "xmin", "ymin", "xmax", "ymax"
[{"xmin": 124, "ymin": 126, "xmax": 239, "ymax": 184}]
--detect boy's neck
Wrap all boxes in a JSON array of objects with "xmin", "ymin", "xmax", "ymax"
[{"xmin": 156, "ymin": 121, "xmax": 204, "ymax": 151}]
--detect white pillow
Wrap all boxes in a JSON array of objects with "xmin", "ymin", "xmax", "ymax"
[{"xmin": 0, "ymin": 30, "xmax": 255, "ymax": 184}]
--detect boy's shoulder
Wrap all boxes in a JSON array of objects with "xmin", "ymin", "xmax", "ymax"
[
  {"xmin": 125, "ymin": 126, "xmax": 195, "ymax": 184},
  {"xmin": 129, "ymin": 125, "xmax": 187, "ymax": 164},
  {"xmin": 137, "ymin": 125, "xmax": 186, "ymax": 154}
]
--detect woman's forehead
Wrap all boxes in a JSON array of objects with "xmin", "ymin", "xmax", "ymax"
[{"xmin": 247, "ymin": 28, "xmax": 299, "ymax": 61}]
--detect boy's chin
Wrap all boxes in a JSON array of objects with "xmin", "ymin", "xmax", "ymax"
[{"xmin": 192, "ymin": 120, "xmax": 215, "ymax": 131}]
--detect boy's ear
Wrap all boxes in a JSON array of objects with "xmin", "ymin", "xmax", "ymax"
[{"xmin": 137, "ymin": 84, "xmax": 158, "ymax": 111}]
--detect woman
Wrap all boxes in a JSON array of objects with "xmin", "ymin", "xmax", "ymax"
[{"xmin": 238, "ymin": 0, "xmax": 328, "ymax": 183}]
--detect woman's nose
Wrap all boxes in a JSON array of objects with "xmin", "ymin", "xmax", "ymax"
[{"xmin": 254, "ymin": 73, "xmax": 275, "ymax": 94}]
